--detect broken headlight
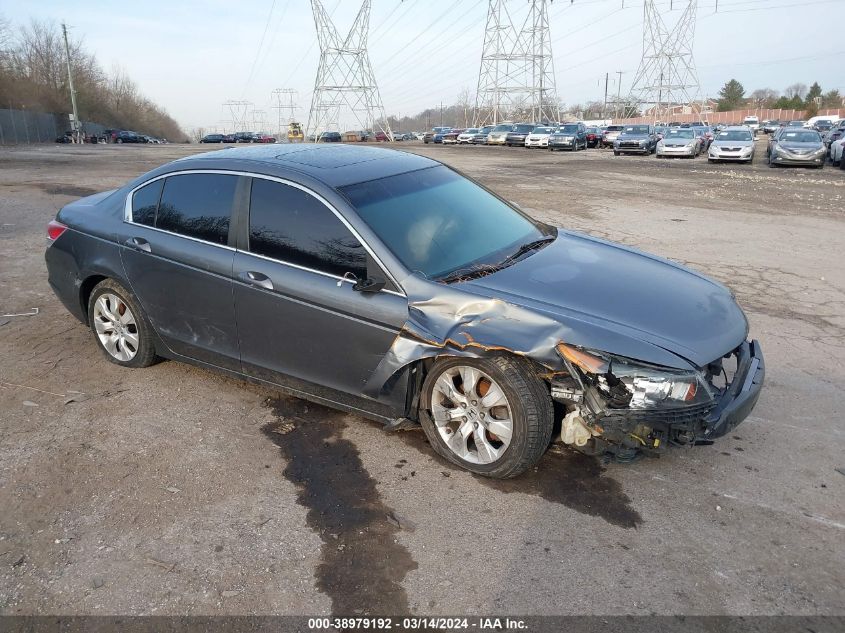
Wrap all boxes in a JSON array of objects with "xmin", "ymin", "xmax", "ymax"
[{"xmin": 556, "ymin": 343, "xmax": 714, "ymax": 410}]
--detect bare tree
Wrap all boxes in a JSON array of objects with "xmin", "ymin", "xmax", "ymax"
[
  {"xmin": 750, "ymin": 88, "xmax": 778, "ymax": 108},
  {"xmin": 784, "ymin": 83, "xmax": 807, "ymax": 100},
  {"xmin": 456, "ymin": 87, "xmax": 472, "ymax": 128}
]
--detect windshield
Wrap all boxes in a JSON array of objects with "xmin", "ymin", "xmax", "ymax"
[
  {"xmin": 665, "ymin": 129, "xmax": 694, "ymax": 139},
  {"xmin": 492, "ymin": 124, "xmax": 512, "ymax": 132},
  {"xmin": 464, "ymin": 129, "xmax": 479, "ymax": 134},
  {"xmin": 559, "ymin": 125, "xmax": 579, "ymax": 133},
  {"xmin": 340, "ymin": 166, "xmax": 544, "ymax": 280},
  {"xmin": 781, "ymin": 131, "xmax": 821, "ymax": 143},
  {"xmin": 513, "ymin": 124, "xmax": 534, "ymax": 133},
  {"xmin": 532, "ymin": 127, "xmax": 553, "ymax": 134},
  {"xmin": 586, "ymin": 127, "xmax": 598, "ymax": 133},
  {"xmin": 788, "ymin": 121, "xmax": 804, "ymax": 127},
  {"xmin": 717, "ymin": 130, "xmax": 753, "ymax": 141},
  {"xmin": 623, "ymin": 125, "xmax": 649, "ymax": 134},
  {"xmin": 606, "ymin": 125, "xmax": 623, "ymax": 131}
]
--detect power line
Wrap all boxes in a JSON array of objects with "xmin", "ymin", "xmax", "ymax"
[{"xmin": 241, "ymin": 0, "xmax": 277, "ymax": 98}]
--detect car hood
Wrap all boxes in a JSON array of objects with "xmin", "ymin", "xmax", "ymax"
[
  {"xmin": 458, "ymin": 231, "xmax": 748, "ymax": 368},
  {"xmin": 618, "ymin": 133, "xmax": 650, "ymax": 140},
  {"xmin": 713, "ymin": 139, "xmax": 753, "ymax": 148},
  {"xmin": 778, "ymin": 141, "xmax": 822, "ymax": 151}
]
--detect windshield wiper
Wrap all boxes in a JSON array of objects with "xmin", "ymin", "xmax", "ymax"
[
  {"xmin": 499, "ymin": 236, "xmax": 556, "ymax": 267},
  {"xmin": 437, "ymin": 263, "xmax": 505, "ymax": 284},
  {"xmin": 437, "ymin": 236, "xmax": 556, "ymax": 284}
]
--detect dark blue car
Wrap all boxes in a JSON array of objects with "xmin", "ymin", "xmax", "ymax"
[{"xmin": 45, "ymin": 145, "xmax": 763, "ymax": 477}]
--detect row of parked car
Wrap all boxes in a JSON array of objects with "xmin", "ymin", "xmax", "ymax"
[
  {"xmin": 200, "ymin": 132, "xmax": 277, "ymax": 144},
  {"xmin": 421, "ymin": 119, "xmax": 845, "ymax": 170},
  {"xmin": 55, "ymin": 129, "xmax": 167, "ymax": 144}
]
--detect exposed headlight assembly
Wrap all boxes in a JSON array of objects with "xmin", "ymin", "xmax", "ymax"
[{"xmin": 556, "ymin": 343, "xmax": 714, "ymax": 410}]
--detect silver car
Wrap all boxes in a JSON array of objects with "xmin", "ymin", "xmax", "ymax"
[
  {"xmin": 656, "ymin": 128, "xmax": 701, "ymax": 158},
  {"xmin": 708, "ymin": 126, "xmax": 755, "ymax": 163},
  {"xmin": 487, "ymin": 123, "xmax": 514, "ymax": 145},
  {"xmin": 768, "ymin": 128, "xmax": 826, "ymax": 169}
]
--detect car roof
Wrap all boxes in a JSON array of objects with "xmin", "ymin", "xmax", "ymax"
[{"xmin": 175, "ymin": 144, "xmax": 439, "ymax": 188}]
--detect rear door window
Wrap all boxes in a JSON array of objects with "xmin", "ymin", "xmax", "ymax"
[
  {"xmin": 131, "ymin": 179, "xmax": 163, "ymax": 227},
  {"xmin": 248, "ymin": 178, "xmax": 367, "ymax": 280},
  {"xmin": 156, "ymin": 173, "xmax": 237, "ymax": 244}
]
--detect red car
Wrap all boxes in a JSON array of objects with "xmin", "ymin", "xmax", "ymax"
[
  {"xmin": 585, "ymin": 127, "xmax": 601, "ymax": 148},
  {"xmin": 375, "ymin": 131, "xmax": 389, "ymax": 142},
  {"xmin": 254, "ymin": 134, "xmax": 276, "ymax": 144},
  {"xmin": 442, "ymin": 129, "xmax": 465, "ymax": 144}
]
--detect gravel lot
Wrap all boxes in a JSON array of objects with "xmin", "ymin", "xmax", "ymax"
[{"xmin": 0, "ymin": 141, "xmax": 843, "ymax": 616}]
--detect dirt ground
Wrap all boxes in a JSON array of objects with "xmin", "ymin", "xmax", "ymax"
[{"xmin": 0, "ymin": 141, "xmax": 843, "ymax": 616}]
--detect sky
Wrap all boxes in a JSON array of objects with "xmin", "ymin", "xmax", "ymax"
[{"xmin": 4, "ymin": 0, "xmax": 844, "ymax": 132}]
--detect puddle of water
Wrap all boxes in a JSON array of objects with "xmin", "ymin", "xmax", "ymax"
[{"xmin": 263, "ymin": 396, "xmax": 418, "ymax": 616}]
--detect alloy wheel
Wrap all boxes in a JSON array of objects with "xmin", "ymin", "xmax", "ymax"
[
  {"xmin": 430, "ymin": 365, "xmax": 514, "ymax": 465},
  {"xmin": 93, "ymin": 293, "xmax": 139, "ymax": 362}
]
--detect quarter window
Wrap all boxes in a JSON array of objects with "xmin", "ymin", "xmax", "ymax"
[
  {"xmin": 248, "ymin": 178, "xmax": 367, "ymax": 280},
  {"xmin": 131, "ymin": 180, "xmax": 163, "ymax": 227},
  {"xmin": 156, "ymin": 173, "xmax": 237, "ymax": 244}
]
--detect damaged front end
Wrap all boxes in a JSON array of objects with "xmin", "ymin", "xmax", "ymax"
[{"xmin": 551, "ymin": 340, "xmax": 765, "ymax": 460}]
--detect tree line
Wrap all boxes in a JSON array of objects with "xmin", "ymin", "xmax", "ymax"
[
  {"xmin": 0, "ymin": 16, "xmax": 187, "ymax": 141},
  {"xmin": 717, "ymin": 79, "xmax": 842, "ymax": 116}
]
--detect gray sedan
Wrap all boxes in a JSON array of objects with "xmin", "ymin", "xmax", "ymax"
[
  {"xmin": 708, "ymin": 126, "xmax": 755, "ymax": 163},
  {"xmin": 768, "ymin": 128, "xmax": 826, "ymax": 168},
  {"xmin": 44, "ymin": 145, "xmax": 763, "ymax": 478}
]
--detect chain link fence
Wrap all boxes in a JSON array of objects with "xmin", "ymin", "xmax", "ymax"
[{"xmin": 0, "ymin": 108, "xmax": 107, "ymax": 144}]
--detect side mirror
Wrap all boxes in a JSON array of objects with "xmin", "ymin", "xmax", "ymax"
[{"xmin": 353, "ymin": 277, "xmax": 386, "ymax": 293}]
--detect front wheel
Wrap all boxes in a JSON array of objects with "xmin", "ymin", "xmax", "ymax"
[
  {"xmin": 419, "ymin": 356, "xmax": 553, "ymax": 478},
  {"xmin": 88, "ymin": 279, "xmax": 158, "ymax": 368}
]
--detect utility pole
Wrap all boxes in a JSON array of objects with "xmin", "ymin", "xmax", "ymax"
[
  {"xmin": 615, "ymin": 70, "xmax": 624, "ymax": 119},
  {"xmin": 602, "ymin": 72, "xmax": 609, "ymax": 119},
  {"xmin": 61, "ymin": 22, "xmax": 81, "ymax": 142},
  {"xmin": 440, "ymin": 102, "xmax": 443, "ymax": 127}
]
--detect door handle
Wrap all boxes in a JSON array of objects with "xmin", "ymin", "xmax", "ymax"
[
  {"xmin": 125, "ymin": 237, "xmax": 151, "ymax": 253},
  {"xmin": 239, "ymin": 271, "xmax": 274, "ymax": 290}
]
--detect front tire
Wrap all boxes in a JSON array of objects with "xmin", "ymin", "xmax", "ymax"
[
  {"xmin": 88, "ymin": 279, "xmax": 158, "ymax": 368},
  {"xmin": 419, "ymin": 355, "xmax": 553, "ymax": 479}
]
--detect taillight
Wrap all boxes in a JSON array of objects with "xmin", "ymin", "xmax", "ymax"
[{"xmin": 47, "ymin": 220, "xmax": 68, "ymax": 241}]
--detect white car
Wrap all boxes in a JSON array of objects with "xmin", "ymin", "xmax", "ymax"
[
  {"xmin": 743, "ymin": 116, "xmax": 760, "ymax": 133},
  {"xmin": 656, "ymin": 128, "xmax": 701, "ymax": 158},
  {"xmin": 830, "ymin": 137, "xmax": 845, "ymax": 166},
  {"xmin": 524, "ymin": 126, "xmax": 555, "ymax": 148},
  {"xmin": 456, "ymin": 128, "xmax": 479, "ymax": 144}
]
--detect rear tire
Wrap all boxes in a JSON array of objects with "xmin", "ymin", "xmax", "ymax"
[
  {"xmin": 419, "ymin": 355, "xmax": 553, "ymax": 479},
  {"xmin": 88, "ymin": 279, "xmax": 158, "ymax": 368}
]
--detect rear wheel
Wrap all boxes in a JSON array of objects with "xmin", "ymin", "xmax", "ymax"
[
  {"xmin": 419, "ymin": 356, "xmax": 553, "ymax": 479},
  {"xmin": 88, "ymin": 279, "xmax": 157, "ymax": 368}
]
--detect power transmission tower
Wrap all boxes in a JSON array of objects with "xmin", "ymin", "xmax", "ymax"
[
  {"xmin": 307, "ymin": 0, "xmax": 392, "ymax": 141},
  {"xmin": 271, "ymin": 88, "xmax": 298, "ymax": 138},
  {"xmin": 625, "ymin": 0, "xmax": 701, "ymax": 123},
  {"xmin": 223, "ymin": 100, "xmax": 253, "ymax": 132},
  {"xmin": 251, "ymin": 109, "xmax": 268, "ymax": 134},
  {"xmin": 474, "ymin": 0, "xmax": 560, "ymax": 126}
]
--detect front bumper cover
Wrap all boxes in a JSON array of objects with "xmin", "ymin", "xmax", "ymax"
[{"xmin": 552, "ymin": 340, "xmax": 765, "ymax": 456}]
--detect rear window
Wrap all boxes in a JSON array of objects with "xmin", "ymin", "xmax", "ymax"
[{"xmin": 156, "ymin": 173, "xmax": 237, "ymax": 244}]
